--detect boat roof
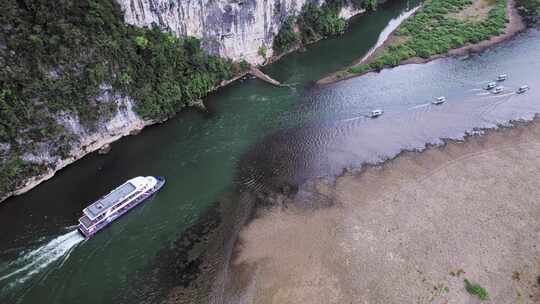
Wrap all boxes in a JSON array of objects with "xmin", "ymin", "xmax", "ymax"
[
  {"xmin": 85, "ymin": 182, "xmax": 136, "ymax": 219},
  {"xmin": 84, "ymin": 177, "xmax": 151, "ymax": 219}
]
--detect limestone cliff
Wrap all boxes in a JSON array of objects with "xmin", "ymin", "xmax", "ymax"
[
  {"xmin": 119, "ymin": 0, "xmax": 364, "ymax": 64},
  {"xmin": 8, "ymin": 89, "xmax": 152, "ymax": 201},
  {"xmin": 1, "ymin": 0, "xmax": 365, "ymax": 203}
]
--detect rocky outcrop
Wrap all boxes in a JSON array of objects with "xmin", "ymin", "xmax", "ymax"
[
  {"xmin": 10, "ymin": 91, "xmax": 153, "ymax": 200},
  {"xmin": 118, "ymin": 0, "xmax": 364, "ymax": 65}
]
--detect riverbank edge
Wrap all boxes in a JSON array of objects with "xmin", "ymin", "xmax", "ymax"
[
  {"xmin": 0, "ymin": 7, "xmax": 369, "ymax": 204},
  {"xmin": 317, "ymin": 0, "xmax": 526, "ymax": 85},
  {"xmin": 0, "ymin": 72, "xmax": 248, "ymax": 204},
  {"xmin": 347, "ymin": 115, "xmax": 540, "ymax": 181},
  {"xmin": 225, "ymin": 111, "xmax": 540, "ymax": 304}
]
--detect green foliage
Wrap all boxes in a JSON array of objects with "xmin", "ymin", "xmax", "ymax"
[
  {"xmin": 0, "ymin": 0, "xmax": 234, "ymax": 197},
  {"xmin": 0, "ymin": 155, "xmax": 47, "ymax": 197},
  {"xmin": 363, "ymin": 0, "xmax": 378, "ymax": 11},
  {"xmin": 239, "ymin": 60, "xmax": 251, "ymax": 71},
  {"xmin": 464, "ymin": 279, "xmax": 490, "ymax": 300},
  {"xmin": 258, "ymin": 45, "xmax": 268, "ymax": 58},
  {"xmin": 350, "ymin": 0, "xmax": 509, "ymax": 74},
  {"xmin": 348, "ymin": 65, "xmax": 370, "ymax": 74},
  {"xmin": 273, "ymin": 1, "xmax": 352, "ymax": 54},
  {"xmin": 516, "ymin": 0, "xmax": 540, "ymax": 21},
  {"xmin": 134, "ymin": 35, "xmax": 149, "ymax": 48},
  {"xmin": 298, "ymin": 3, "xmax": 347, "ymax": 43},
  {"xmin": 325, "ymin": 0, "xmax": 376, "ymax": 11},
  {"xmin": 273, "ymin": 16, "xmax": 300, "ymax": 53}
]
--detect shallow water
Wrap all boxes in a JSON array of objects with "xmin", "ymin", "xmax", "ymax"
[
  {"xmin": 1, "ymin": 1, "xmax": 540, "ymax": 302},
  {"xmin": 243, "ymin": 29, "xmax": 540, "ymax": 193}
]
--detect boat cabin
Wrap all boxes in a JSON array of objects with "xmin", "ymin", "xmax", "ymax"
[
  {"xmin": 497, "ymin": 74, "xmax": 507, "ymax": 81},
  {"xmin": 492, "ymin": 86, "xmax": 504, "ymax": 94},
  {"xmin": 432, "ymin": 96, "xmax": 446, "ymax": 105},
  {"xmin": 486, "ymin": 82, "xmax": 497, "ymax": 90},
  {"xmin": 370, "ymin": 109, "xmax": 383, "ymax": 118},
  {"xmin": 517, "ymin": 85, "xmax": 529, "ymax": 94}
]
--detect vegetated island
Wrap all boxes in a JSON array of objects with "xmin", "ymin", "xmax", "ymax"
[{"xmin": 318, "ymin": 0, "xmax": 527, "ymax": 85}]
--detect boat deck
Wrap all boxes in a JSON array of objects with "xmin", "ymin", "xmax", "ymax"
[{"xmin": 85, "ymin": 182, "xmax": 136, "ymax": 219}]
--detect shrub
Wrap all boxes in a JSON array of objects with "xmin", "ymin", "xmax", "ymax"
[
  {"xmin": 258, "ymin": 45, "xmax": 268, "ymax": 59},
  {"xmin": 273, "ymin": 16, "xmax": 300, "ymax": 53},
  {"xmin": 274, "ymin": 1, "xmax": 348, "ymax": 53},
  {"xmin": 464, "ymin": 279, "xmax": 490, "ymax": 300},
  {"xmin": 298, "ymin": 3, "xmax": 347, "ymax": 43},
  {"xmin": 363, "ymin": 0, "xmax": 378, "ymax": 11},
  {"xmin": 517, "ymin": 0, "xmax": 540, "ymax": 18},
  {"xmin": 134, "ymin": 35, "xmax": 149, "ymax": 48},
  {"xmin": 239, "ymin": 60, "xmax": 251, "ymax": 71}
]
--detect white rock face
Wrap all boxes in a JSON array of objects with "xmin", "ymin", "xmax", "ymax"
[
  {"xmin": 11, "ymin": 93, "xmax": 152, "ymax": 200},
  {"xmin": 118, "ymin": 0, "xmax": 364, "ymax": 65}
]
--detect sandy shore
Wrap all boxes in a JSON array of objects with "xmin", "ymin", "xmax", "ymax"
[
  {"xmin": 318, "ymin": 0, "xmax": 526, "ymax": 85},
  {"xmin": 226, "ymin": 118, "xmax": 540, "ymax": 303}
]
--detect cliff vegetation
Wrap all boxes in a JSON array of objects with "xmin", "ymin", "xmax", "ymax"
[
  {"xmin": 0, "ymin": 0, "xmax": 239, "ymax": 197},
  {"xmin": 273, "ymin": 0, "xmax": 376, "ymax": 54}
]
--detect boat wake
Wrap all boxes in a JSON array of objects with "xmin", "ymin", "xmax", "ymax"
[
  {"xmin": 409, "ymin": 103, "xmax": 430, "ymax": 110},
  {"xmin": 0, "ymin": 230, "xmax": 84, "ymax": 293}
]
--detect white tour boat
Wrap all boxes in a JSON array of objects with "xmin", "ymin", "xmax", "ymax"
[{"xmin": 78, "ymin": 176, "xmax": 165, "ymax": 238}]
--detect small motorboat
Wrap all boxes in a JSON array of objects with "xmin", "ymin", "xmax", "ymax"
[
  {"xmin": 517, "ymin": 85, "xmax": 529, "ymax": 94},
  {"xmin": 492, "ymin": 86, "xmax": 504, "ymax": 94},
  {"xmin": 497, "ymin": 74, "xmax": 507, "ymax": 81},
  {"xmin": 369, "ymin": 109, "xmax": 383, "ymax": 118},
  {"xmin": 432, "ymin": 96, "xmax": 446, "ymax": 105},
  {"xmin": 485, "ymin": 82, "xmax": 497, "ymax": 90}
]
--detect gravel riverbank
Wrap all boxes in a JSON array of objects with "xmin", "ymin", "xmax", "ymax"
[{"xmin": 226, "ymin": 117, "xmax": 540, "ymax": 303}]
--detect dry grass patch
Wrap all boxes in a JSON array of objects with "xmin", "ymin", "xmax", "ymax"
[{"xmin": 449, "ymin": 0, "xmax": 496, "ymax": 21}]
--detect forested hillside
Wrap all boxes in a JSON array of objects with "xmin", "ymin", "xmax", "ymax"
[{"xmin": 0, "ymin": 0, "xmax": 238, "ymax": 196}]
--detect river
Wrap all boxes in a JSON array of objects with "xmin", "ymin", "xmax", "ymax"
[{"xmin": 1, "ymin": 1, "xmax": 540, "ymax": 303}]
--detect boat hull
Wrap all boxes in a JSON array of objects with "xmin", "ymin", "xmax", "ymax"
[{"xmin": 78, "ymin": 176, "xmax": 165, "ymax": 238}]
